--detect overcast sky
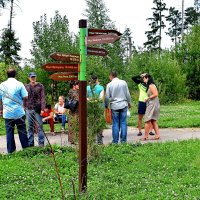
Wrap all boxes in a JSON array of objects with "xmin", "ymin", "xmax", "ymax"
[{"xmin": 0, "ymin": 0, "xmax": 194, "ymax": 63}]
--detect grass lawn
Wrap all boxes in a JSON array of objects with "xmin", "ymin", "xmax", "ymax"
[
  {"xmin": 0, "ymin": 140, "xmax": 200, "ymax": 199},
  {"xmin": 0, "ymin": 100, "xmax": 200, "ymax": 136},
  {"xmin": 128, "ymin": 100, "xmax": 200, "ymax": 128}
]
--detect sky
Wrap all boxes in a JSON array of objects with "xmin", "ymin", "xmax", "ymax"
[{"xmin": 0, "ymin": 0, "xmax": 194, "ymax": 64}]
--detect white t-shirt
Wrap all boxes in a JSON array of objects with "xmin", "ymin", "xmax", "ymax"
[{"xmin": 54, "ymin": 103, "xmax": 65, "ymax": 115}]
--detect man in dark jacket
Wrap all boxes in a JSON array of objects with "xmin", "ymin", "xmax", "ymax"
[{"xmin": 24, "ymin": 72, "xmax": 46, "ymax": 147}]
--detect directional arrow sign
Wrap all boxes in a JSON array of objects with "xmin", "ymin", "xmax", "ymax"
[
  {"xmin": 50, "ymin": 72, "xmax": 78, "ymax": 81},
  {"xmin": 88, "ymin": 29, "xmax": 122, "ymax": 36},
  {"xmin": 87, "ymin": 47, "xmax": 108, "ymax": 57},
  {"xmin": 50, "ymin": 52, "xmax": 80, "ymax": 63},
  {"xmin": 42, "ymin": 63, "xmax": 79, "ymax": 72},
  {"xmin": 86, "ymin": 34, "xmax": 120, "ymax": 46}
]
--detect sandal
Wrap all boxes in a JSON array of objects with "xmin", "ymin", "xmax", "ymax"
[
  {"xmin": 140, "ymin": 137, "xmax": 149, "ymax": 141},
  {"xmin": 153, "ymin": 135, "xmax": 160, "ymax": 140}
]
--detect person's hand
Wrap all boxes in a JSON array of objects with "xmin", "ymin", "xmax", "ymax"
[
  {"xmin": 40, "ymin": 111, "xmax": 44, "ymax": 115},
  {"xmin": 42, "ymin": 118, "xmax": 46, "ymax": 122},
  {"xmin": 128, "ymin": 103, "xmax": 131, "ymax": 109},
  {"xmin": 144, "ymin": 98, "xmax": 149, "ymax": 102}
]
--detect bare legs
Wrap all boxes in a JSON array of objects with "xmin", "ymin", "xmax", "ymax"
[
  {"xmin": 143, "ymin": 119, "xmax": 160, "ymax": 140},
  {"xmin": 138, "ymin": 114, "xmax": 143, "ymax": 133},
  {"xmin": 138, "ymin": 114, "xmax": 153, "ymax": 135}
]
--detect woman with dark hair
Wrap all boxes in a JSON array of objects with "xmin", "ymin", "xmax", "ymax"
[
  {"xmin": 142, "ymin": 74, "xmax": 160, "ymax": 140},
  {"xmin": 65, "ymin": 80, "xmax": 79, "ymax": 144}
]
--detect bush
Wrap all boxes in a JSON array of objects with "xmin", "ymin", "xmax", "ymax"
[{"xmin": 128, "ymin": 51, "xmax": 186, "ymax": 103}]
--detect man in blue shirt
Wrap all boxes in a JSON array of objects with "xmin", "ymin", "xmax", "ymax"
[
  {"xmin": 105, "ymin": 70, "xmax": 131, "ymax": 144},
  {"xmin": 0, "ymin": 68, "xmax": 28, "ymax": 153}
]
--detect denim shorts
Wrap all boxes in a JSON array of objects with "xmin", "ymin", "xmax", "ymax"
[{"xmin": 138, "ymin": 101, "xmax": 146, "ymax": 115}]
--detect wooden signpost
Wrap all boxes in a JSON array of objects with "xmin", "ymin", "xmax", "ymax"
[
  {"xmin": 49, "ymin": 72, "xmax": 78, "ymax": 81},
  {"xmin": 42, "ymin": 63, "xmax": 79, "ymax": 72},
  {"xmin": 50, "ymin": 52, "xmax": 80, "ymax": 63},
  {"xmin": 87, "ymin": 47, "xmax": 108, "ymax": 57},
  {"xmin": 42, "ymin": 20, "xmax": 122, "ymax": 194},
  {"xmin": 86, "ymin": 34, "xmax": 120, "ymax": 46},
  {"xmin": 88, "ymin": 28, "xmax": 122, "ymax": 36}
]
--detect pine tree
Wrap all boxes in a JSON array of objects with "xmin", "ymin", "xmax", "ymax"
[
  {"xmin": 84, "ymin": 0, "xmax": 114, "ymax": 29},
  {"xmin": 84, "ymin": 0, "xmax": 131, "ymax": 80},
  {"xmin": 0, "ymin": 28, "xmax": 21, "ymax": 65},
  {"xmin": 144, "ymin": 0, "xmax": 168, "ymax": 51},
  {"xmin": 184, "ymin": 7, "xmax": 200, "ymax": 30},
  {"xmin": 194, "ymin": 0, "xmax": 200, "ymax": 12},
  {"xmin": 165, "ymin": 7, "xmax": 182, "ymax": 45},
  {"xmin": 0, "ymin": 0, "xmax": 9, "ymax": 8},
  {"xmin": 0, "ymin": 0, "xmax": 21, "ymax": 65}
]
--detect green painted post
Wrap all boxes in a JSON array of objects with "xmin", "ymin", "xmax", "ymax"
[
  {"xmin": 78, "ymin": 19, "xmax": 87, "ymax": 193},
  {"xmin": 79, "ymin": 20, "xmax": 87, "ymax": 80}
]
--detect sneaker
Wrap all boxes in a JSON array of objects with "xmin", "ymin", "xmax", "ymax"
[
  {"xmin": 149, "ymin": 132, "xmax": 155, "ymax": 136},
  {"xmin": 61, "ymin": 127, "xmax": 65, "ymax": 132},
  {"xmin": 137, "ymin": 132, "xmax": 142, "ymax": 136}
]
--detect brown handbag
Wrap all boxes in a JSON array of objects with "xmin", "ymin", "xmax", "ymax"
[{"xmin": 105, "ymin": 108, "xmax": 112, "ymax": 124}]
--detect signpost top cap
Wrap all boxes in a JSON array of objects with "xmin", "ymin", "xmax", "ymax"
[{"xmin": 79, "ymin": 19, "xmax": 87, "ymax": 28}]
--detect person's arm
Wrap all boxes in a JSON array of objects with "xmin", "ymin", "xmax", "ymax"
[
  {"xmin": 99, "ymin": 89, "xmax": 105, "ymax": 100},
  {"xmin": 104, "ymin": 84, "xmax": 110, "ymax": 108},
  {"xmin": 23, "ymin": 96, "xmax": 28, "ymax": 108},
  {"xmin": 21, "ymin": 84, "xmax": 28, "ymax": 108},
  {"xmin": 144, "ymin": 84, "xmax": 158, "ymax": 102},
  {"xmin": 54, "ymin": 103, "xmax": 59, "ymax": 114},
  {"xmin": 42, "ymin": 111, "xmax": 53, "ymax": 122},
  {"xmin": 131, "ymin": 75, "xmax": 142, "ymax": 84},
  {"xmin": 40, "ymin": 84, "xmax": 46, "ymax": 111},
  {"xmin": 125, "ymin": 83, "xmax": 131, "ymax": 108}
]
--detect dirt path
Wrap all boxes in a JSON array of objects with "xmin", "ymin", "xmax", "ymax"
[{"xmin": 0, "ymin": 127, "xmax": 200, "ymax": 154}]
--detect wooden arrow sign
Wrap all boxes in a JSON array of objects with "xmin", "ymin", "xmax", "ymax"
[
  {"xmin": 42, "ymin": 63, "xmax": 79, "ymax": 72},
  {"xmin": 86, "ymin": 34, "xmax": 120, "ymax": 46},
  {"xmin": 50, "ymin": 52, "xmax": 80, "ymax": 63},
  {"xmin": 50, "ymin": 72, "xmax": 78, "ymax": 81},
  {"xmin": 88, "ymin": 29, "xmax": 122, "ymax": 36},
  {"xmin": 87, "ymin": 47, "xmax": 108, "ymax": 56}
]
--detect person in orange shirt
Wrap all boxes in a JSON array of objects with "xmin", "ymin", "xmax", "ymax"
[{"xmin": 41, "ymin": 104, "xmax": 55, "ymax": 135}]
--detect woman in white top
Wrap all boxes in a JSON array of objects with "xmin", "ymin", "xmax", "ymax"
[{"xmin": 54, "ymin": 96, "xmax": 67, "ymax": 130}]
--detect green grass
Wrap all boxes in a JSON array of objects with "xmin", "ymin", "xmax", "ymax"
[
  {"xmin": 0, "ymin": 119, "xmax": 64, "ymax": 136},
  {"xmin": 0, "ymin": 100, "xmax": 200, "ymax": 136},
  {"xmin": 128, "ymin": 100, "xmax": 200, "ymax": 128},
  {"xmin": 0, "ymin": 140, "xmax": 200, "ymax": 199}
]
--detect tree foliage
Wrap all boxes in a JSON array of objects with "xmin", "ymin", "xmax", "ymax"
[
  {"xmin": 0, "ymin": 0, "xmax": 9, "ymax": 8},
  {"xmin": 84, "ymin": 0, "xmax": 133, "ymax": 87},
  {"xmin": 128, "ymin": 51, "xmax": 186, "ymax": 103},
  {"xmin": 31, "ymin": 10, "xmax": 78, "ymax": 67},
  {"xmin": 165, "ymin": 7, "xmax": 182, "ymax": 45},
  {"xmin": 175, "ymin": 25, "xmax": 200, "ymax": 100},
  {"xmin": 0, "ymin": 0, "xmax": 21, "ymax": 66},
  {"xmin": 144, "ymin": 0, "xmax": 168, "ymax": 51},
  {"xmin": 184, "ymin": 7, "xmax": 200, "ymax": 30},
  {"xmin": 30, "ymin": 11, "xmax": 78, "ymax": 102},
  {"xmin": 0, "ymin": 28, "xmax": 21, "ymax": 65}
]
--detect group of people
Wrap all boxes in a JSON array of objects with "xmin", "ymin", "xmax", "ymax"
[
  {"xmin": 0, "ymin": 68, "xmax": 160, "ymax": 153},
  {"xmin": 132, "ymin": 73, "xmax": 160, "ymax": 141},
  {"xmin": 87, "ymin": 70, "xmax": 160, "ymax": 144},
  {"xmin": 0, "ymin": 68, "xmax": 79, "ymax": 153}
]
